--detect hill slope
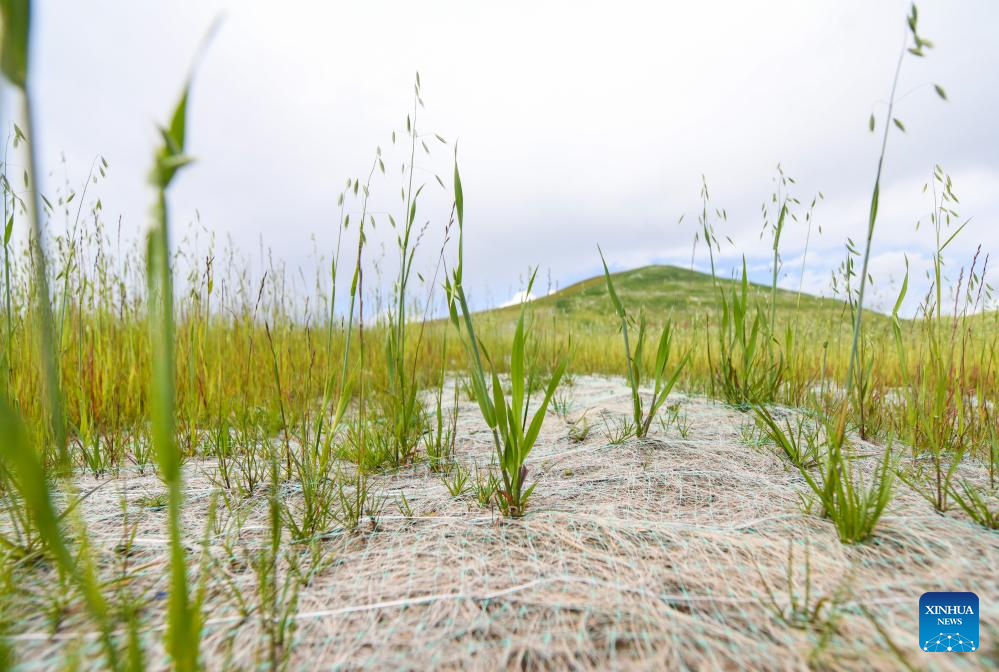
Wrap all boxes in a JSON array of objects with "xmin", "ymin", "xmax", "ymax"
[{"xmin": 493, "ymin": 264, "xmax": 862, "ymax": 327}]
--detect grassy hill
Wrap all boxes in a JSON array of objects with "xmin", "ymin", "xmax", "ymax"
[{"xmin": 489, "ymin": 264, "xmax": 866, "ymax": 328}]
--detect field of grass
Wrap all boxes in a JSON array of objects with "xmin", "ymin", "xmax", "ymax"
[
  {"xmin": 511, "ymin": 264, "xmax": 855, "ymax": 322},
  {"xmin": 0, "ymin": 2, "xmax": 996, "ymax": 670}
]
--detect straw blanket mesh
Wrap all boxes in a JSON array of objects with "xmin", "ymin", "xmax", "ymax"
[{"xmin": 6, "ymin": 376, "xmax": 997, "ymax": 670}]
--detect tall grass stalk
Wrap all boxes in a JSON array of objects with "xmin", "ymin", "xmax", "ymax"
[
  {"xmin": 714, "ymin": 259, "xmax": 782, "ymax": 406},
  {"xmin": 0, "ymin": 3, "xmax": 123, "ymax": 665},
  {"xmin": 844, "ymin": 3, "xmax": 933, "ymax": 400},
  {"xmin": 0, "ymin": 0, "xmax": 66, "ymax": 463},
  {"xmin": 446, "ymin": 161, "xmax": 567, "ymax": 517},
  {"xmin": 382, "ymin": 74, "xmax": 434, "ymax": 465},
  {"xmin": 1, "ymin": 140, "xmax": 16, "ymax": 396},
  {"xmin": 599, "ymin": 247, "xmax": 688, "ymax": 437},
  {"xmin": 146, "ymin": 34, "xmax": 218, "ymax": 665},
  {"xmin": 0, "ymin": 397, "xmax": 123, "ymax": 668}
]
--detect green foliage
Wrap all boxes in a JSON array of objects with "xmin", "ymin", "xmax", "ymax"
[
  {"xmin": 441, "ymin": 461, "xmax": 470, "ymax": 498},
  {"xmin": 758, "ymin": 538, "xmax": 847, "ymax": 632},
  {"xmin": 0, "ymin": 0, "xmax": 29, "ymax": 88},
  {"xmin": 946, "ymin": 480, "xmax": 998, "ymax": 529},
  {"xmin": 446, "ymin": 163, "xmax": 567, "ymax": 517},
  {"xmin": 753, "ymin": 406, "xmax": 821, "ymax": 470},
  {"xmin": 473, "ymin": 464, "xmax": 500, "ymax": 509},
  {"xmin": 510, "ymin": 263, "xmax": 848, "ymax": 324},
  {"xmin": 568, "ymin": 417, "xmax": 591, "ymax": 443},
  {"xmin": 601, "ymin": 415, "xmax": 637, "ymax": 445},
  {"xmin": 424, "ymin": 350, "xmax": 458, "ymax": 473},
  {"xmin": 714, "ymin": 259, "xmax": 783, "ymax": 407},
  {"xmin": 845, "ymin": 1, "xmax": 943, "ymax": 403},
  {"xmin": 0, "ymin": 345, "xmax": 122, "ymax": 671},
  {"xmin": 795, "ymin": 421, "xmax": 895, "ymax": 544},
  {"xmin": 380, "ymin": 74, "xmax": 433, "ymax": 467},
  {"xmin": 599, "ymin": 247, "xmax": 689, "ymax": 438},
  {"xmin": 1, "ymin": 0, "xmax": 66, "ymax": 463},
  {"xmin": 252, "ymin": 449, "xmax": 298, "ymax": 669},
  {"xmin": 890, "ymin": 204, "xmax": 973, "ymax": 512},
  {"xmin": 146, "ymin": 47, "xmax": 215, "ymax": 671}
]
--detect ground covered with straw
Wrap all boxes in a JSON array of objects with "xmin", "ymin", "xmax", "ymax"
[{"xmin": 5, "ymin": 376, "xmax": 996, "ymax": 670}]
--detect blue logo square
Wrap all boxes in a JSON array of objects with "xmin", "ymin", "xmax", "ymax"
[{"xmin": 919, "ymin": 592, "xmax": 979, "ymax": 653}]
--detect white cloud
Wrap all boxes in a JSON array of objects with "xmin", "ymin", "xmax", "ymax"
[{"xmin": 500, "ymin": 290, "xmax": 538, "ymax": 308}]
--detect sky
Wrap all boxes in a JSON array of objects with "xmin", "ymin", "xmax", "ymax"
[{"xmin": 6, "ymin": 0, "xmax": 999, "ymax": 316}]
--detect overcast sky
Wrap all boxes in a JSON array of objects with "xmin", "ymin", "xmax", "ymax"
[{"xmin": 9, "ymin": 0, "xmax": 999, "ymax": 315}]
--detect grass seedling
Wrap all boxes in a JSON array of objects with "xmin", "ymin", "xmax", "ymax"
[
  {"xmin": 714, "ymin": 259, "xmax": 782, "ymax": 407},
  {"xmin": 659, "ymin": 402, "xmax": 681, "ymax": 428},
  {"xmin": 599, "ymin": 247, "xmax": 688, "ymax": 437},
  {"xmin": 601, "ymin": 415, "xmax": 636, "ymax": 445},
  {"xmin": 446, "ymin": 161, "xmax": 567, "ymax": 517},
  {"xmin": 655, "ymin": 402, "xmax": 691, "ymax": 439},
  {"xmin": 946, "ymin": 480, "xmax": 998, "ymax": 529},
  {"xmin": 397, "ymin": 491, "xmax": 414, "ymax": 517},
  {"xmin": 753, "ymin": 406, "xmax": 821, "ymax": 469},
  {"xmin": 738, "ymin": 419, "xmax": 765, "ymax": 450},
  {"xmin": 795, "ymin": 422, "xmax": 895, "ymax": 544},
  {"xmin": 284, "ymin": 441, "xmax": 341, "ymax": 541},
  {"xmin": 676, "ymin": 411, "xmax": 692, "ymax": 439},
  {"xmin": 550, "ymin": 390, "xmax": 574, "ymax": 419},
  {"xmin": 441, "ymin": 462, "xmax": 470, "ymax": 498},
  {"xmin": 758, "ymin": 538, "xmax": 841, "ymax": 631},
  {"xmin": 424, "ymin": 335, "xmax": 458, "ymax": 473},
  {"xmin": 333, "ymin": 463, "xmax": 384, "ymax": 532},
  {"xmin": 0, "ymin": 0, "xmax": 66, "ymax": 465},
  {"xmin": 473, "ymin": 463, "xmax": 499, "ymax": 509},
  {"xmin": 568, "ymin": 417, "xmax": 591, "ymax": 443},
  {"xmin": 145, "ymin": 29, "xmax": 220, "ymax": 667},
  {"xmin": 75, "ymin": 419, "xmax": 120, "ymax": 478},
  {"xmin": 252, "ymin": 447, "xmax": 298, "ymax": 669}
]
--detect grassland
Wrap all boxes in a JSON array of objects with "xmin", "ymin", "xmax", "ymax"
[
  {"xmin": 0, "ymin": 1, "xmax": 996, "ymax": 670},
  {"xmin": 509, "ymin": 263, "xmax": 857, "ymax": 323}
]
